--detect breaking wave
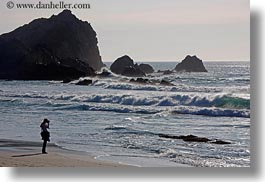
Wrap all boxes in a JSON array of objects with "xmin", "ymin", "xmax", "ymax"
[
  {"xmin": 51, "ymin": 103, "xmax": 249, "ymax": 118},
  {"xmin": 4, "ymin": 92, "xmax": 248, "ymax": 109},
  {"xmin": 172, "ymin": 107, "xmax": 249, "ymax": 118},
  {"xmin": 92, "ymin": 80, "xmax": 222, "ymax": 93},
  {"xmin": 0, "ymin": 93, "xmax": 250, "ymax": 110},
  {"xmin": 1, "ymin": 91, "xmax": 250, "ymax": 118}
]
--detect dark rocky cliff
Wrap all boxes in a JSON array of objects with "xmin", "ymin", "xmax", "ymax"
[{"xmin": 0, "ymin": 10, "xmax": 104, "ymax": 80}]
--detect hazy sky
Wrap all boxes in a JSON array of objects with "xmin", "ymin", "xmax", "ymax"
[{"xmin": 0, "ymin": 0, "xmax": 249, "ymax": 62}]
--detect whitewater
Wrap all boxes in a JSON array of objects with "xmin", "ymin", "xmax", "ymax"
[{"xmin": 0, "ymin": 61, "xmax": 250, "ymax": 167}]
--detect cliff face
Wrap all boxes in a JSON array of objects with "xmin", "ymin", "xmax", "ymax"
[{"xmin": 0, "ymin": 10, "xmax": 104, "ymax": 80}]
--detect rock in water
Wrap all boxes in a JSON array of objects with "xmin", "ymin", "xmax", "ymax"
[
  {"xmin": 0, "ymin": 10, "xmax": 104, "ymax": 80},
  {"xmin": 122, "ymin": 66, "xmax": 145, "ymax": 77},
  {"xmin": 75, "ymin": 79, "xmax": 93, "ymax": 86},
  {"xmin": 138, "ymin": 63, "xmax": 154, "ymax": 74},
  {"xmin": 110, "ymin": 55, "xmax": 146, "ymax": 77},
  {"xmin": 96, "ymin": 68, "xmax": 112, "ymax": 77},
  {"xmin": 160, "ymin": 79, "xmax": 175, "ymax": 86},
  {"xmin": 175, "ymin": 55, "xmax": 208, "ymax": 72},
  {"xmin": 163, "ymin": 70, "xmax": 174, "ymax": 75},
  {"xmin": 211, "ymin": 140, "xmax": 231, "ymax": 145},
  {"xmin": 130, "ymin": 78, "xmax": 151, "ymax": 84},
  {"xmin": 110, "ymin": 55, "xmax": 134, "ymax": 74},
  {"xmin": 158, "ymin": 134, "xmax": 231, "ymax": 145}
]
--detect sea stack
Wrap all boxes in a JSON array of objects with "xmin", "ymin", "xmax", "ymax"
[
  {"xmin": 0, "ymin": 10, "xmax": 104, "ymax": 80},
  {"xmin": 110, "ymin": 55, "xmax": 146, "ymax": 77},
  {"xmin": 138, "ymin": 63, "xmax": 155, "ymax": 74},
  {"xmin": 175, "ymin": 55, "xmax": 208, "ymax": 72},
  {"xmin": 110, "ymin": 55, "xmax": 134, "ymax": 75}
]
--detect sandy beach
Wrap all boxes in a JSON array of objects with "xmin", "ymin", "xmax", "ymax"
[{"xmin": 0, "ymin": 139, "xmax": 127, "ymax": 167}]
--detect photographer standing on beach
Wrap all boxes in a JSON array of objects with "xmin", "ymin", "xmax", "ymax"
[{"xmin": 40, "ymin": 118, "xmax": 50, "ymax": 154}]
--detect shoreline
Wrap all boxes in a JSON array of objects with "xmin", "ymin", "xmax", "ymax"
[
  {"xmin": 0, "ymin": 138, "xmax": 190, "ymax": 167},
  {"xmin": 0, "ymin": 139, "xmax": 129, "ymax": 167}
]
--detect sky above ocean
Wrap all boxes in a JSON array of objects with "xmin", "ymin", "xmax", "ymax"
[{"xmin": 0, "ymin": 0, "xmax": 249, "ymax": 62}]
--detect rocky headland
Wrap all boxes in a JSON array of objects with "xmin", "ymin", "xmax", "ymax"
[{"xmin": 0, "ymin": 10, "xmax": 104, "ymax": 80}]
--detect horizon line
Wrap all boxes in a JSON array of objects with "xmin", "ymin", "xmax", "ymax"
[{"xmin": 103, "ymin": 60, "xmax": 250, "ymax": 63}]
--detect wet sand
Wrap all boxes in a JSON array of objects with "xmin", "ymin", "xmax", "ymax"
[{"xmin": 0, "ymin": 139, "xmax": 127, "ymax": 167}]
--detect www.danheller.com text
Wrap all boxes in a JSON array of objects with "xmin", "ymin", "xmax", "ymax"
[{"xmin": 6, "ymin": 1, "xmax": 91, "ymax": 9}]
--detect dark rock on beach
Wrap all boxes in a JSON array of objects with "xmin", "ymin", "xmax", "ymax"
[
  {"xmin": 75, "ymin": 79, "xmax": 93, "ymax": 86},
  {"xmin": 0, "ymin": 10, "xmax": 104, "ymax": 80},
  {"xmin": 175, "ymin": 55, "xmax": 207, "ymax": 72},
  {"xmin": 110, "ymin": 55, "xmax": 146, "ymax": 77}
]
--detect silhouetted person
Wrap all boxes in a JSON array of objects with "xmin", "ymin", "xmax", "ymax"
[{"xmin": 40, "ymin": 118, "xmax": 50, "ymax": 154}]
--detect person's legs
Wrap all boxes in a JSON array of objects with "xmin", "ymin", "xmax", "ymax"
[{"xmin": 42, "ymin": 140, "xmax": 47, "ymax": 154}]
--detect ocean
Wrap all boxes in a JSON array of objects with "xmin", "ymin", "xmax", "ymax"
[{"xmin": 0, "ymin": 61, "xmax": 250, "ymax": 167}]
